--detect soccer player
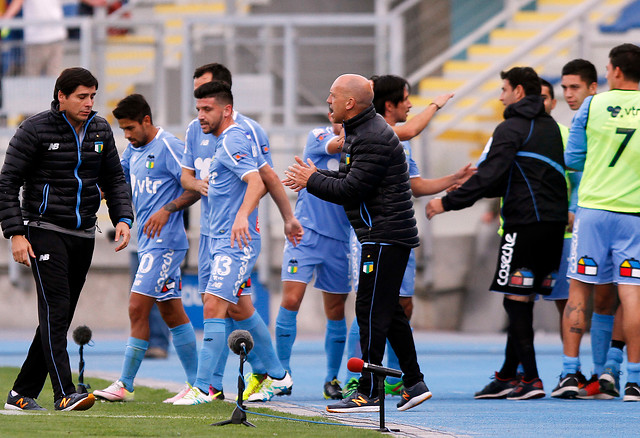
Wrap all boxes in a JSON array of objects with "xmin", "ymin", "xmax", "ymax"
[
  {"xmin": 556, "ymin": 44, "xmax": 640, "ymax": 402},
  {"xmin": 344, "ymin": 74, "xmax": 473, "ymax": 397},
  {"xmin": 176, "ymin": 81, "xmax": 292, "ymax": 405},
  {"xmin": 180, "ymin": 63, "xmax": 302, "ymax": 400},
  {"xmin": 428, "ymin": 67, "xmax": 568, "ymax": 400},
  {"xmin": 275, "ymin": 118, "xmax": 352, "ymax": 400},
  {"xmin": 94, "ymin": 94, "xmax": 200, "ymax": 403}
]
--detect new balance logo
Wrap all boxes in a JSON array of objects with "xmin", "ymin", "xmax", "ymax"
[
  {"xmin": 16, "ymin": 398, "xmax": 28, "ymax": 409},
  {"xmin": 58, "ymin": 397, "xmax": 70, "ymax": 408},
  {"xmin": 352, "ymin": 395, "xmax": 369, "ymax": 406},
  {"xmin": 39, "ymin": 254, "xmax": 50, "ymax": 261},
  {"xmin": 48, "ymin": 143, "xmax": 59, "ymax": 150}
]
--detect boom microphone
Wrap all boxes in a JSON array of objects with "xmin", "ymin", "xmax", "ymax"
[
  {"xmin": 347, "ymin": 357, "xmax": 402, "ymax": 378},
  {"xmin": 228, "ymin": 330, "xmax": 254, "ymax": 355},
  {"xmin": 72, "ymin": 325, "xmax": 92, "ymax": 346}
]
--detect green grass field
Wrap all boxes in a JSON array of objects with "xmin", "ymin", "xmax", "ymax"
[{"xmin": 0, "ymin": 367, "xmax": 380, "ymax": 437}]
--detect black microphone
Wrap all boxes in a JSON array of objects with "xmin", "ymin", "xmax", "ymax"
[
  {"xmin": 227, "ymin": 330, "xmax": 254, "ymax": 355},
  {"xmin": 72, "ymin": 325, "xmax": 92, "ymax": 346},
  {"xmin": 347, "ymin": 357, "xmax": 402, "ymax": 378}
]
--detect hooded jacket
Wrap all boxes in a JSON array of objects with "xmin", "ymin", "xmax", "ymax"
[
  {"xmin": 442, "ymin": 95, "xmax": 568, "ymax": 226},
  {"xmin": 0, "ymin": 101, "xmax": 133, "ymax": 238},
  {"xmin": 306, "ymin": 105, "xmax": 419, "ymax": 247}
]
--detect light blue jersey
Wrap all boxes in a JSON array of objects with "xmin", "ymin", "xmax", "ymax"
[
  {"xmin": 402, "ymin": 140, "xmax": 420, "ymax": 179},
  {"xmin": 295, "ymin": 126, "xmax": 351, "ymax": 242},
  {"xmin": 234, "ymin": 111, "xmax": 273, "ymax": 167},
  {"xmin": 121, "ymin": 128, "xmax": 188, "ymax": 252},
  {"xmin": 208, "ymin": 124, "xmax": 261, "ymax": 240}
]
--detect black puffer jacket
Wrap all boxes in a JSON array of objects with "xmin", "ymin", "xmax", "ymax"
[
  {"xmin": 0, "ymin": 101, "xmax": 133, "ymax": 238},
  {"xmin": 307, "ymin": 105, "xmax": 418, "ymax": 247},
  {"xmin": 442, "ymin": 95, "xmax": 568, "ymax": 226}
]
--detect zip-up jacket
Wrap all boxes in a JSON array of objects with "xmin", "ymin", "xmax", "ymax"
[
  {"xmin": 306, "ymin": 104, "xmax": 419, "ymax": 247},
  {"xmin": 441, "ymin": 95, "xmax": 568, "ymax": 226},
  {"xmin": 0, "ymin": 101, "xmax": 133, "ymax": 238}
]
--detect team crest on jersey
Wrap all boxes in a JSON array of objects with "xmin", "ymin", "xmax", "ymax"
[
  {"xmin": 508, "ymin": 269, "xmax": 534, "ymax": 288},
  {"xmin": 345, "ymin": 154, "xmax": 351, "ymax": 165},
  {"xmin": 542, "ymin": 271, "xmax": 557, "ymax": 288},
  {"xmin": 145, "ymin": 154, "xmax": 155, "ymax": 169},
  {"xmin": 620, "ymin": 258, "xmax": 640, "ymax": 278},
  {"xmin": 607, "ymin": 105, "xmax": 622, "ymax": 117},
  {"xmin": 94, "ymin": 141, "xmax": 103, "ymax": 153},
  {"xmin": 362, "ymin": 261, "xmax": 374, "ymax": 274},
  {"xmin": 577, "ymin": 256, "xmax": 597, "ymax": 275},
  {"xmin": 287, "ymin": 259, "xmax": 298, "ymax": 274}
]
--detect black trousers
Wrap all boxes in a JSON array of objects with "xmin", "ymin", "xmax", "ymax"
[
  {"xmin": 356, "ymin": 243, "xmax": 423, "ymax": 398},
  {"xmin": 13, "ymin": 226, "xmax": 94, "ymax": 401}
]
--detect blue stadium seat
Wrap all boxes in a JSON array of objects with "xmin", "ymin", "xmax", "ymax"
[{"xmin": 600, "ymin": 0, "xmax": 640, "ymax": 33}]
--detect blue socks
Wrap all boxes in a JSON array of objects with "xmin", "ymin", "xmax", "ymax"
[
  {"xmin": 325, "ymin": 318, "xmax": 347, "ymax": 383},
  {"xmin": 170, "ymin": 322, "xmax": 198, "ymax": 385},
  {"xmin": 275, "ymin": 307, "xmax": 298, "ymax": 372},
  {"xmin": 193, "ymin": 318, "xmax": 226, "ymax": 393},
  {"xmin": 235, "ymin": 312, "xmax": 286, "ymax": 379},
  {"xmin": 604, "ymin": 345, "xmax": 624, "ymax": 375},
  {"xmin": 210, "ymin": 318, "xmax": 233, "ymax": 390},
  {"xmin": 590, "ymin": 313, "xmax": 614, "ymax": 376},
  {"xmin": 562, "ymin": 355, "xmax": 580, "ymax": 378},
  {"xmin": 628, "ymin": 362, "xmax": 640, "ymax": 385},
  {"xmin": 345, "ymin": 320, "xmax": 361, "ymax": 382},
  {"xmin": 120, "ymin": 337, "xmax": 149, "ymax": 391}
]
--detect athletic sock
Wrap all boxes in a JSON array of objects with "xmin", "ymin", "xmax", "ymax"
[
  {"xmin": 612, "ymin": 339, "xmax": 626, "ymax": 350},
  {"xmin": 627, "ymin": 362, "xmax": 640, "ymax": 385},
  {"xmin": 590, "ymin": 312, "xmax": 614, "ymax": 376},
  {"xmin": 120, "ymin": 337, "xmax": 149, "ymax": 391},
  {"xmin": 275, "ymin": 307, "xmax": 298, "ymax": 372},
  {"xmin": 385, "ymin": 340, "xmax": 402, "ymax": 386},
  {"xmin": 193, "ymin": 318, "xmax": 225, "ymax": 394},
  {"xmin": 235, "ymin": 312, "xmax": 286, "ymax": 380},
  {"xmin": 345, "ymin": 319, "xmax": 361, "ymax": 381},
  {"xmin": 498, "ymin": 335, "xmax": 519, "ymax": 379},
  {"xmin": 170, "ymin": 322, "xmax": 198, "ymax": 385},
  {"xmin": 209, "ymin": 318, "xmax": 233, "ymax": 390},
  {"xmin": 503, "ymin": 297, "xmax": 538, "ymax": 381},
  {"xmin": 604, "ymin": 345, "xmax": 624, "ymax": 375},
  {"xmin": 325, "ymin": 318, "xmax": 347, "ymax": 383},
  {"xmin": 562, "ymin": 355, "xmax": 581, "ymax": 378}
]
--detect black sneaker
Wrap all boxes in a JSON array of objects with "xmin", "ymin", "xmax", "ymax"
[
  {"xmin": 54, "ymin": 392, "xmax": 95, "ymax": 411},
  {"xmin": 326, "ymin": 392, "xmax": 379, "ymax": 413},
  {"xmin": 506, "ymin": 378, "xmax": 545, "ymax": 400},
  {"xmin": 397, "ymin": 380, "xmax": 432, "ymax": 411},
  {"xmin": 323, "ymin": 378, "xmax": 343, "ymax": 400},
  {"xmin": 551, "ymin": 373, "xmax": 579, "ymax": 399},
  {"xmin": 474, "ymin": 372, "xmax": 520, "ymax": 399},
  {"xmin": 4, "ymin": 391, "xmax": 46, "ymax": 411},
  {"xmin": 599, "ymin": 368, "xmax": 621, "ymax": 398},
  {"xmin": 623, "ymin": 382, "xmax": 640, "ymax": 402}
]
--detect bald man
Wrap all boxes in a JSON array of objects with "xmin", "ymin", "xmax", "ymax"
[{"xmin": 284, "ymin": 74, "xmax": 431, "ymax": 413}]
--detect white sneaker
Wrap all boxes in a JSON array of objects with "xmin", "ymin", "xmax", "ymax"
[
  {"xmin": 93, "ymin": 380, "xmax": 134, "ymax": 402},
  {"xmin": 163, "ymin": 383, "xmax": 190, "ymax": 404},
  {"xmin": 173, "ymin": 385, "xmax": 212, "ymax": 405},
  {"xmin": 247, "ymin": 372, "xmax": 293, "ymax": 402}
]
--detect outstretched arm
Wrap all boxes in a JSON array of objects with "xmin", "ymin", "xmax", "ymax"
[
  {"xmin": 393, "ymin": 93, "xmax": 454, "ymax": 141},
  {"xmin": 411, "ymin": 163, "xmax": 476, "ymax": 197}
]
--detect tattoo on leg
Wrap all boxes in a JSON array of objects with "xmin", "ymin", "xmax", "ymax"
[{"xmin": 569, "ymin": 327, "xmax": 583, "ymax": 334}]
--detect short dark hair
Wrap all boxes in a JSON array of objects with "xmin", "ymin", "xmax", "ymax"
[
  {"xmin": 193, "ymin": 63, "xmax": 232, "ymax": 87},
  {"xmin": 540, "ymin": 78, "xmax": 554, "ymax": 100},
  {"xmin": 370, "ymin": 75, "xmax": 410, "ymax": 115},
  {"xmin": 609, "ymin": 43, "xmax": 640, "ymax": 83},
  {"xmin": 112, "ymin": 94, "xmax": 153, "ymax": 124},
  {"xmin": 194, "ymin": 80, "xmax": 233, "ymax": 106},
  {"xmin": 500, "ymin": 67, "xmax": 541, "ymax": 96},
  {"xmin": 561, "ymin": 59, "xmax": 597, "ymax": 86},
  {"xmin": 53, "ymin": 67, "xmax": 98, "ymax": 103}
]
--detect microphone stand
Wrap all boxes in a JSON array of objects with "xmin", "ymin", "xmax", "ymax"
[
  {"xmin": 376, "ymin": 374, "xmax": 399, "ymax": 434},
  {"xmin": 212, "ymin": 344, "xmax": 255, "ymax": 427},
  {"xmin": 77, "ymin": 344, "xmax": 89, "ymax": 394}
]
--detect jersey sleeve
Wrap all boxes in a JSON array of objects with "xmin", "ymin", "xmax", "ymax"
[
  {"xmin": 120, "ymin": 146, "xmax": 132, "ymax": 185},
  {"xmin": 162, "ymin": 136, "xmax": 185, "ymax": 183},
  {"xmin": 181, "ymin": 120, "xmax": 198, "ymax": 169},
  {"xmin": 219, "ymin": 130, "xmax": 260, "ymax": 181},
  {"xmin": 564, "ymin": 96, "xmax": 591, "ymax": 171}
]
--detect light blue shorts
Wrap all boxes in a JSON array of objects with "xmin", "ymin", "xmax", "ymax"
[
  {"xmin": 568, "ymin": 207, "xmax": 640, "ymax": 285},
  {"xmin": 349, "ymin": 229, "xmax": 415, "ymax": 297},
  {"xmin": 281, "ymin": 228, "xmax": 351, "ymax": 293},
  {"xmin": 198, "ymin": 234, "xmax": 212, "ymax": 293},
  {"xmin": 204, "ymin": 238, "xmax": 260, "ymax": 304},
  {"xmin": 132, "ymin": 248, "xmax": 186, "ymax": 301},
  {"xmin": 544, "ymin": 237, "xmax": 571, "ymax": 301}
]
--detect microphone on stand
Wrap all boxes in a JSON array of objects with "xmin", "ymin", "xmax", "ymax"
[
  {"xmin": 72, "ymin": 325, "xmax": 92, "ymax": 393},
  {"xmin": 347, "ymin": 357, "xmax": 402, "ymax": 378}
]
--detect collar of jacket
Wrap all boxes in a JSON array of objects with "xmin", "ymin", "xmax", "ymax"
[{"xmin": 343, "ymin": 104, "xmax": 376, "ymax": 131}]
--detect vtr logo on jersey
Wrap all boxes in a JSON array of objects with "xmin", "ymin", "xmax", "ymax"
[
  {"xmin": 145, "ymin": 154, "xmax": 155, "ymax": 169},
  {"xmin": 287, "ymin": 259, "xmax": 298, "ymax": 274},
  {"xmin": 48, "ymin": 143, "xmax": 59, "ymax": 150},
  {"xmin": 607, "ymin": 105, "xmax": 622, "ymax": 117},
  {"xmin": 131, "ymin": 175, "xmax": 162, "ymax": 195},
  {"xmin": 577, "ymin": 256, "xmax": 598, "ymax": 276},
  {"xmin": 496, "ymin": 232, "xmax": 517, "ymax": 286},
  {"xmin": 620, "ymin": 258, "xmax": 640, "ymax": 278}
]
